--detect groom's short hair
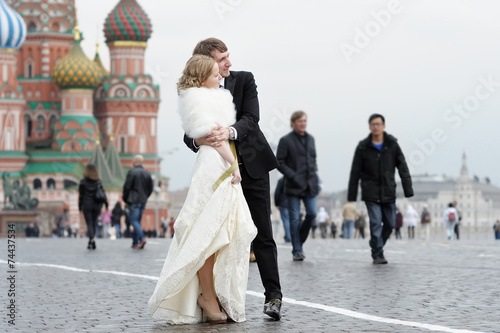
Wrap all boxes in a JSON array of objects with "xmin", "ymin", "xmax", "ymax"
[{"xmin": 193, "ymin": 38, "xmax": 228, "ymax": 57}]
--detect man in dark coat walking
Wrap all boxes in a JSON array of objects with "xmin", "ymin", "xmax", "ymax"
[
  {"xmin": 123, "ymin": 155, "xmax": 153, "ymax": 249},
  {"xmin": 348, "ymin": 114, "xmax": 413, "ymax": 264},
  {"xmin": 276, "ymin": 111, "xmax": 320, "ymax": 262}
]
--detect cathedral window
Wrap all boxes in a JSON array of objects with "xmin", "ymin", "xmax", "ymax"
[
  {"xmin": 36, "ymin": 115, "xmax": 45, "ymax": 130},
  {"xmin": 24, "ymin": 115, "xmax": 32, "ymax": 138},
  {"xmin": 49, "ymin": 115, "xmax": 57, "ymax": 131},
  {"xmin": 128, "ymin": 118, "xmax": 135, "ymax": 135},
  {"xmin": 33, "ymin": 179, "xmax": 42, "ymax": 190},
  {"xmin": 24, "ymin": 58, "xmax": 35, "ymax": 78},
  {"xmin": 120, "ymin": 137, "xmax": 125, "ymax": 153},
  {"xmin": 47, "ymin": 178, "xmax": 56, "ymax": 190},
  {"xmin": 28, "ymin": 22, "xmax": 37, "ymax": 32}
]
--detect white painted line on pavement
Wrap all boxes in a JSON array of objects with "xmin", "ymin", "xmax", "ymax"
[
  {"xmin": 1, "ymin": 260, "xmax": 486, "ymax": 333},
  {"xmin": 247, "ymin": 291, "xmax": 485, "ymax": 333},
  {"xmin": 0, "ymin": 260, "xmax": 159, "ymax": 281}
]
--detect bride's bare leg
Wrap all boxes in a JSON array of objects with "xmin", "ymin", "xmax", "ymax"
[{"xmin": 197, "ymin": 254, "xmax": 222, "ymax": 314}]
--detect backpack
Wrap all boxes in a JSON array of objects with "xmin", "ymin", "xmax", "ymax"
[{"xmin": 448, "ymin": 211, "xmax": 456, "ymax": 222}]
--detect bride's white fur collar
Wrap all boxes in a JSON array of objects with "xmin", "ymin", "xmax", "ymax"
[{"xmin": 178, "ymin": 87, "xmax": 236, "ymax": 139}]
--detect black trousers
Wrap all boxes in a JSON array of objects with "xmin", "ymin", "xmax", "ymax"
[
  {"xmin": 240, "ymin": 163, "xmax": 282, "ymax": 302},
  {"xmin": 83, "ymin": 206, "xmax": 101, "ymax": 240}
]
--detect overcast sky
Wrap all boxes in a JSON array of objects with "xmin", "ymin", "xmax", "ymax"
[{"xmin": 77, "ymin": 0, "xmax": 500, "ymax": 192}]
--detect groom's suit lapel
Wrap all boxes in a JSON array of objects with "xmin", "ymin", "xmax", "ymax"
[{"xmin": 225, "ymin": 72, "xmax": 236, "ymax": 96}]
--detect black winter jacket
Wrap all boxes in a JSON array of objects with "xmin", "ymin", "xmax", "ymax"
[
  {"xmin": 122, "ymin": 165, "xmax": 154, "ymax": 205},
  {"xmin": 276, "ymin": 131, "xmax": 320, "ymax": 197},
  {"xmin": 347, "ymin": 132, "xmax": 413, "ymax": 203},
  {"xmin": 78, "ymin": 178, "xmax": 107, "ymax": 211}
]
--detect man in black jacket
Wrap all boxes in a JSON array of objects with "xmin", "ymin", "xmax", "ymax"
[
  {"xmin": 276, "ymin": 111, "xmax": 320, "ymax": 262},
  {"xmin": 348, "ymin": 114, "xmax": 413, "ymax": 264},
  {"xmin": 122, "ymin": 155, "xmax": 153, "ymax": 249},
  {"xmin": 183, "ymin": 38, "xmax": 282, "ymax": 320}
]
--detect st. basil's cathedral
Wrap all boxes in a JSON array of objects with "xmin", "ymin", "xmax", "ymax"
[{"xmin": 0, "ymin": 0, "xmax": 168, "ymax": 236}]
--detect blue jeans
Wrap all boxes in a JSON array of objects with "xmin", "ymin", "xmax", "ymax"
[
  {"xmin": 129, "ymin": 203, "xmax": 146, "ymax": 245},
  {"xmin": 115, "ymin": 224, "xmax": 121, "ymax": 238},
  {"xmin": 279, "ymin": 206, "xmax": 291, "ymax": 242},
  {"xmin": 287, "ymin": 195, "xmax": 317, "ymax": 254},
  {"xmin": 365, "ymin": 201, "xmax": 396, "ymax": 259},
  {"xmin": 342, "ymin": 219, "xmax": 354, "ymax": 239}
]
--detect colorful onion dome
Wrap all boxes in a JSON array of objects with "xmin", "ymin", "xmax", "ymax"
[
  {"xmin": 103, "ymin": 0, "xmax": 152, "ymax": 43},
  {"xmin": 0, "ymin": 0, "xmax": 26, "ymax": 50},
  {"xmin": 52, "ymin": 29, "xmax": 103, "ymax": 89}
]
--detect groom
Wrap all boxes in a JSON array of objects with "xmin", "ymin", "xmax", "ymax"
[{"xmin": 183, "ymin": 37, "xmax": 283, "ymax": 320}]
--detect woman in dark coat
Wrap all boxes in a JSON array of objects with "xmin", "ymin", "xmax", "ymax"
[{"xmin": 79, "ymin": 164, "xmax": 108, "ymax": 250}]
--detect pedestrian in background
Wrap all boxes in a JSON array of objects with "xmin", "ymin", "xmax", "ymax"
[
  {"xmin": 111, "ymin": 202, "xmax": 123, "ymax": 238},
  {"xmin": 421, "ymin": 205, "xmax": 431, "ymax": 241},
  {"xmin": 168, "ymin": 217, "xmax": 175, "ymax": 238},
  {"xmin": 101, "ymin": 206, "xmax": 112, "ymax": 238},
  {"xmin": 123, "ymin": 155, "xmax": 153, "ymax": 249},
  {"xmin": 347, "ymin": 114, "xmax": 413, "ymax": 264},
  {"xmin": 330, "ymin": 221, "xmax": 337, "ymax": 238},
  {"xmin": 395, "ymin": 207, "xmax": 403, "ymax": 239},
  {"xmin": 79, "ymin": 164, "xmax": 108, "ymax": 250},
  {"xmin": 56, "ymin": 209, "xmax": 68, "ymax": 237},
  {"xmin": 317, "ymin": 207, "xmax": 330, "ymax": 239},
  {"xmin": 357, "ymin": 211, "xmax": 367, "ymax": 239},
  {"xmin": 275, "ymin": 177, "xmax": 291, "ymax": 243},
  {"xmin": 443, "ymin": 203, "xmax": 459, "ymax": 240},
  {"xmin": 276, "ymin": 110, "xmax": 320, "ymax": 261},
  {"xmin": 493, "ymin": 220, "xmax": 500, "ymax": 240},
  {"xmin": 341, "ymin": 202, "xmax": 357, "ymax": 239},
  {"xmin": 405, "ymin": 204, "xmax": 418, "ymax": 239},
  {"xmin": 452, "ymin": 200, "xmax": 461, "ymax": 240}
]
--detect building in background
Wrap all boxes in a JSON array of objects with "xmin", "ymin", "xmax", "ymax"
[{"xmin": 0, "ymin": 0, "xmax": 168, "ymax": 236}]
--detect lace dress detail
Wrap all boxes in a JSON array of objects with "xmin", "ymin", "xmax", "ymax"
[{"xmin": 148, "ymin": 87, "xmax": 257, "ymax": 324}]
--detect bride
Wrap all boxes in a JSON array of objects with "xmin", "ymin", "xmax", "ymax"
[{"xmin": 148, "ymin": 55, "xmax": 257, "ymax": 325}]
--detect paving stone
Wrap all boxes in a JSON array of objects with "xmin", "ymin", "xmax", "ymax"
[{"xmin": 0, "ymin": 236, "xmax": 498, "ymax": 332}]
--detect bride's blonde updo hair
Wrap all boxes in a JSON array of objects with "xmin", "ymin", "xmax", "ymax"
[{"xmin": 177, "ymin": 55, "xmax": 216, "ymax": 93}]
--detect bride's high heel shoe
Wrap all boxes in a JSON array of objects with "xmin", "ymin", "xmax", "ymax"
[{"xmin": 197, "ymin": 294, "xmax": 227, "ymax": 324}]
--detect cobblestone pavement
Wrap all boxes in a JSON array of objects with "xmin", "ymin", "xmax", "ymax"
[{"xmin": 1, "ymin": 234, "xmax": 499, "ymax": 332}]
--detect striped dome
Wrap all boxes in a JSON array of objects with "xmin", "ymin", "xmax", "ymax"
[
  {"xmin": 103, "ymin": 0, "xmax": 152, "ymax": 43},
  {"xmin": 0, "ymin": 0, "xmax": 26, "ymax": 50},
  {"xmin": 52, "ymin": 38, "xmax": 103, "ymax": 89}
]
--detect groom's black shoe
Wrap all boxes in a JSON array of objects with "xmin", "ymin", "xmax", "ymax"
[{"xmin": 263, "ymin": 299, "xmax": 282, "ymax": 320}]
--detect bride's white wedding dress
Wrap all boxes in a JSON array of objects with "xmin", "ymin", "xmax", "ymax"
[{"xmin": 148, "ymin": 87, "xmax": 257, "ymax": 324}]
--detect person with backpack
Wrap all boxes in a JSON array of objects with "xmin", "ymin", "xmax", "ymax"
[{"xmin": 443, "ymin": 203, "xmax": 459, "ymax": 240}]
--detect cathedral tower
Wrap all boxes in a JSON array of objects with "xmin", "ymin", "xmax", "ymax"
[
  {"xmin": 94, "ymin": 0, "xmax": 159, "ymax": 170},
  {"xmin": 10, "ymin": 0, "xmax": 76, "ymax": 145},
  {"xmin": 0, "ymin": 0, "xmax": 27, "ymax": 171},
  {"xmin": 51, "ymin": 22, "xmax": 104, "ymax": 152}
]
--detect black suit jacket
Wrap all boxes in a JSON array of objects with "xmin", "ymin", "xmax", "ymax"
[{"xmin": 184, "ymin": 71, "xmax": 278, "ymax": 179}]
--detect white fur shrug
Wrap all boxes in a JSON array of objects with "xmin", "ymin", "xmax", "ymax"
[{"xmin": 178, "ymin": 87, "xmax": 236, "ymax": 139}]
